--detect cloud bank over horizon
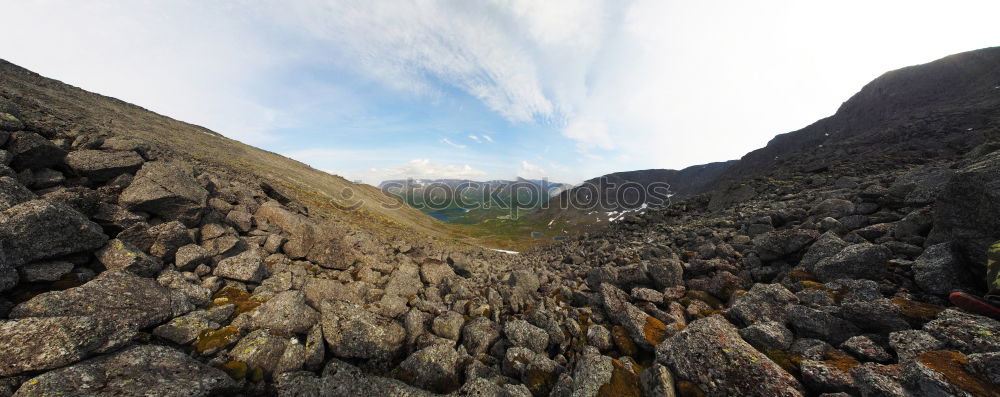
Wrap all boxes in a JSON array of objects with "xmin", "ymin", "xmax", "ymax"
[{"xmin": 3, "ymin": 0, "xmax": 999, "ymax": 184}]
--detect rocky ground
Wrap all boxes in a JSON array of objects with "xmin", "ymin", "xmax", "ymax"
[{"xmin": 2, "ymin": 70, "xmax": 1000, "ymax": 396}]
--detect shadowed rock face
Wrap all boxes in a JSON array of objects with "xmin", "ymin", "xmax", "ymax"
[{"xmin": 2, "ymin": 47, "xmax": 1000, "ymax": 397}]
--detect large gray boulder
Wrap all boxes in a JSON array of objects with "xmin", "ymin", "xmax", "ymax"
[
  {"xmin": 0, "ymin": 200, "xmax": 108, "ymax": 267},
  {"xmin": 923, "ymin": 309, "xmax": 1000, "ymax": 354},
  {"xmin": 96, "ymin": 239, "xmax": 162, "ymax": 277},
  {"xmin": 254, "ymin": 201, "xmax": 316, "ymax": 259},
  {"xmin": 119, "ymin": 161, "xmax": 208, "ymax": 227},
  {"xmin": 10, "ymin": 271, "xmax": 192, "ymax": 337},
  {"xmin": 213, "ymin": 249, "xmax": 268, "ymax": 283},
  {"xmin": 728, "ymin": 283, "xmax": 799, "ymax": 327},
  {"xmin": 250, "ymin": 290, "xmax": 319, "ymax": 335},
  {"xmin": 753, "ymin": 229, "xmax": 819, "ymax": 261},
  {"xmin": 927, "ymin": 151, "xmax": 1000, "ymax": 268},
  {"xmin": 13, "ymin": 344, "xmax": 236, "ymax": 396},
  {"xmin": 0, "ymin": 316, "xmax": 120, "ymax": 377},
  {"xmin": 320, "ymin": 300, "xmax": 405, "ymax": 360},
  {"xmin": 64, "ymin": 149, "xmax": 144, "ymax": 182},
  {"xmin": 5, "ymin": 131, "xmax": 65, "ymax": 170},
  {"xmin": 799, "ymin": 231, "xmax": 849, "ymax": 273},
  {"xmin": 912, "ymin": 242, "xmax": 976, "ymax": 294},
  {"xmin": 397, "ymin": 344, "xmax": 461, "ymax": 393},
  {"xmin": 813, "ymin": 243, "xmax": 891, "ymax": 282},
  {"xmin": 273, "ymin": 359, "xmax": 436, "ymax": 397},
  {"xmin": 0, "ymin": 176, "xmax": 33, "ymax": 211},
  {"xmin": 657, "ymin": 316, "xmax": 805, "ymax": 396}
]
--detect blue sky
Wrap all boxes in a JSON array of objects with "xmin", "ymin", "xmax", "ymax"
[{"xmin": 3, "ymin": 0, "xmax": 999, "ymax": 184}]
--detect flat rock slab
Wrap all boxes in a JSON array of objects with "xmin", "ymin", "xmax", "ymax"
[
  {"xmin": 64, "ymin": 149, "xmax": 143, "ymax": 182},
  {"xmin": 0, "ymin": 316, "xmax": 118, "ymax": 377},
  {"xmin": 13, "ymin": 344, "xmax": 236, "ymax": 397},
  {"xmin": 10, "ymin": 271, "xmax": 192, "ymax": 334},
  {"xmin": 657, "ymin": 315, "xmax": 805, "ymax": 397},
  {"xmin": 0, "ymin": 199, "xmax": 108, "ymax": 267}
]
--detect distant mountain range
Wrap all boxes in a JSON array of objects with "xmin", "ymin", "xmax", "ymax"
[{"xmin": 379, "ymin": 177, "xmax": 572, "ymax": 223}]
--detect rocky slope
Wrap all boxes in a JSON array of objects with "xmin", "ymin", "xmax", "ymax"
[{"xmin": 1, "ymin": 47, "xmax": 999, "ymax": 397}]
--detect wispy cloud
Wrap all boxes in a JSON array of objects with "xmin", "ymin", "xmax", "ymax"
[
  {"xmin": 441, "ymin": 138, "xmax": 467, "ymax": 149},
  {"xmin": 359, "ymin": 159, "xmax": 486, "ymax": 182},
  {"xmin": 482, "ymin": 134, "xmax": 494, "ymax": 143},
  {"xmin": 468, "ymin": 134, "xmax": 482, "ymax": 143}
]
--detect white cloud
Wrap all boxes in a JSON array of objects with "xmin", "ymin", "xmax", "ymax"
[
  {"xmin": 468, "ymin": 134, "xmax": 482, "ymax": 143},
  {"xmin": 517, "ymin": 160, "xmax": 547, "ymax": 180},
  {"xmin": 482, "ymin": 134, "xmax": 494, "ymax": 143},
  {"xmin": 562, "ymin": 117, "xmax": 614, "ymax": 152},
  {"xmin": 359, "ymin": 159, "xmax": 487, "ymax": 183},
  {"xmin": 441, "ymin": 138, "xmax": 467, "ymax": 149}
]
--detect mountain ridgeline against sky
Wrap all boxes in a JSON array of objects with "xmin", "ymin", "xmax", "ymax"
[{"xmin": 0, "ymin": 46, "xmax": 999, "ymax": 397}]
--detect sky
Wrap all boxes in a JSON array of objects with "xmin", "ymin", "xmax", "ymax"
[{"xmin": 2, "ymin": 1, "xmax": 998, "ymax": 185}]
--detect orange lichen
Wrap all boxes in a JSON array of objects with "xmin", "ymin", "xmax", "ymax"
[
  {"xmin": 643, "ymin": 316, "xmax": 669, "ymax": 346},
  {"xmin": 676, "ymin": 380, "xmax": 707, "ymax": 397},
  {"xmin": 785, "ymin": 269, "xmax": 818, "ymax": 283},
  {"xmin": 212, "ymin": 287, "xmax": 265, "ymax": 316},
  {"xmin": 892, "ymin": 297, "xmax": 945, "ymax": 323},
  {"xmin": 221, "ymin": 361, "xmax": 249, "ymax": 380},
  {"xmin": 523, "ymin": 368, "xmax": 557, "ymax": 397},
  {"xmin": 612, "ymin": 325, "xmax": 638, "ymax": 357},
  {"xmin": 917, "ymin": 350, "xmax": 998, "ymax": 397},
  {"xmin": 684, "ymin": 290, "xmax": 724, "ymax": 309},
  {"xmin": 194, "ymin": 326, "xmax": 240, "ymax": 354},
  {"xmin": 765, "ymin": 349, "xmax": 803, "ymax": 375},
  {"xmin": 822, "ymin": 349, "xmax": 860, "ymax": 372},
  {"xmin": 596, "ymin": 359, "xmax": 641, "ymax": 397}
]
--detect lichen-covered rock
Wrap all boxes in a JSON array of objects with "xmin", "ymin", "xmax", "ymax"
[
  {"xmin": 599, "ymin": 283, "xmax": 675, "ymax": 349},
  {"xmin": 17, "ymin": 260, "xmax": 73, "ymax": 282},
  {"xmin": 849, "ymin": 362, "xmax": 909, "ymax": 397},
  {"xmin": 926, "ymin": 150, "xmax": 1000, "ymax": 268},
  {"xmin": 923, "ymin": 309, "xmax": 1000, "ymax": 354},
  {"xmin": 904, "ymin": 350, "xmax": 997, "ymax": 397},
  {"xmin": 153, "ymin": 309, "xmax": 224, "ymax": 345},
  {"xmin": 753, "ymin": 229, "xmax": 819, "ymax": 261},
  {"xmin": 5, "ymin": 131, "xmax": 65, "ymax": 170},
  {"xmin": 787, "ymin": 305, "xmax": 861, "ymax": 345},
  {"xmin": 397, "ymin": 343, "xmax": 461, "ymax": 393},
  {"xmin": 420, "ymin": 259, "xmax": 455, "ymax": 285},
  {"xmin": 431, "ymin": 310, "xmax": 464, "ymax": 341},
  {"xmin": 0, "ymin": 200, "xmax": 108, "ymax": 267},
  {"xmin": 0, "ymin": 176, "xmax": 33, "ymax": 212},
  {"xmin": 303, "ymin": 277, "xmax": 363, "ymax": 309},
  {"xmin": 148, "ymin": 220, "xmax": 192, "ymax": 260},
  {"xmin": 811, "ymin": 199, "xmax": 855, "ymax": 218},
  {"xmin": 273, "ymin": 359, "xmax": 436, "ymax": 397},
  {"xmin": 10, "ymin": 271, "xmax": 192, "ymax": 337},
  {"xmin": 229, "ymin": 329, "xmax": 292, "ymax": 376},
  {"xmin": 640, "ymin": 363, "xmax": 677, "ymax": 397},
  {"xmin": 303, "ymin": 324, "xmax": 325, "ymax": 371},
  {"xmin": 119, "ymin": 161, "xmax": 209, "ymax": 227},
  {"xmin": 0, "ymin": 316, "xmax": 120, "ymax": 376},
  {"xmin": 561, "ymin": 354, "xmax": 642, "ymax": 397},
  {"xmin": 799, "ymin": 232, "xmax": 850, "ymax": 273},
  {"xmin": 462, "ymin": 317, "xmax": 501, "ymax": 356},
  {"xmin": 813, "ymin": 243, "xmax": 891, "ymax": 282},
  {"xmin": 213, "ymin": 249, "xmax": 268, "ymax": 283},
  {"xmin": 254, "ymin": 201, "xmax": 316, "ymax": 259},
  {"xmin": 504, "ymin": 319, "xmax": 549, "ymax": 353},
  {"xmin": 912, "ymin": 242, "xmax": 976, "ymax": 295},
  {"xmin": 889, "ymin": 329, "xmax": 945, "ymax": 362},
  {"xmin": 841, "ymin": 335, "xmax": 892, "ymax": 363},
  {"xmin": 657, "ymin": 316, "xmax": 805, "ymax": 396},
  {"xmin": 175, "ymin": 244, "xmax": 211, "ymax": 271},
  {"xmin": 64, "ymin": 149, "xmax": 143, "ymax": 182},
  {"xmin": 13, "ymin": 344, "xmax": 235, "ymax": 396},
  {"xmin": 96, "ymin": 239, "xmax": 162, "ymax": 277},
  {"xmin": 502, "ymin": 347, "xmax": 563, "ymax": 396},
  {"xmin": 647, "ymin": 258, "xmax": 684, "ymax": 288},
  {"xmin": 739, "ymin": 321, "xmax": 794, "ymax": 352},
  {"xmin": 250, "ymin": 290, "xmax": 318, "ymax": 335},
  {"xmin": 587, "ymin": 324, "xmax": 614, "ymax": 352},
  {"xmin": 157, "ymin": 270, "xmax": 212, "ymax": 306},
  {"xmin": 728, "ymin": 283, "xmax": 799, "ymax": 326},
  {"xmin": 320, "ymin": 300, "xmax": 405, "ymax": 360},
  {"xmin": 838, "ymin": 299, "xmax": 911, "ymax": 333},
  {"xmin": 384, "ymin": 263, "xmax": 423, "ymax": 297}
]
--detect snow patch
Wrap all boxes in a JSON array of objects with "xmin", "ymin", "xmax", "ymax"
[{"xmin": 491, "ymin": 248, "xmax": 519, "ymax": 254}]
